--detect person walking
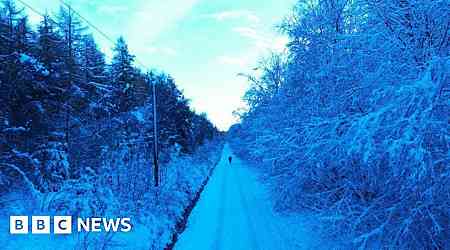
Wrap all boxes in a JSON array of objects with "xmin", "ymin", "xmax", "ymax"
[{"xmin": 228, "ymin": 156, "xmax": 232, "ymax": 165}]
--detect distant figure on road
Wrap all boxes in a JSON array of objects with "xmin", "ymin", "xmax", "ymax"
[{"xmin": 228, "ymin": 156, "xmax": 232, "ymax": 164}]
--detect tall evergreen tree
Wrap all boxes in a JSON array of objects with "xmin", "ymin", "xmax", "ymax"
[
  {"xmin": 0, "ymin": 0, "xmax": 23, "ymax": 53},
  {"xmin": 37, "ymin": 14, "xmax": 64, "ymax": 72},
  {"xmin": 80, "ymin": 34, "xmax": 106, "ymax": 86},
  {"xmin": 55, "ymin": 5, "xmax": 88, "ymax": 165},
  {"xmin": 111, "ymin": 36, "xmax": 136, "ymax": 112},
  {"xmin": 79, "ymin": 34, "xmax": 111, "ymax": 117}
]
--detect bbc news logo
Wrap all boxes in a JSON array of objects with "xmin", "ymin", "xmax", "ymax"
[{"xmin": 10, "ymin": 216, "xmax": 132, "ymax": 234}]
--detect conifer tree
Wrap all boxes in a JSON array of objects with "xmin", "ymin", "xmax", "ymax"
[{"xmin": 111, "ymin": 36, "xmax": 136, "ymax": 112}]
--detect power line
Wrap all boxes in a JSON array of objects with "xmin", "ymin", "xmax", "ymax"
[
  {"xmin": 16, "ymin": 0, "xmax": 44, "ymax": 17},
  {"xmin": 15, "ymin": 0, "xmax": 65, "ymax": 32},
  {"xmin": 16, "ymin": 0, "xmax": 148, "ymax": 70},
  {"xmin": 16, "ymin": 2, "xmax": 161, "ymax": 187},
  {"xmin": 58, "ymin": 0, "xmax": 148, "ymax": 69},
  {"xmin": 55, "ymin": 1, "xmax": 160, "ymax": 187},
  {"xmin": 16, "ymin": 0, "xmax": 59, "ymax": 27},
  {"xmin": 15, "ymin": 0, "xmax": 159, "ymax": 124},
  {"xmin": 58, "ymin": 0, "xmax": 115, "ymax": 45}
]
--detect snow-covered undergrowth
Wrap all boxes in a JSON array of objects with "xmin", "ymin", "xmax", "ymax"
[
  {"xmin": 229, "ymin": 0, "xmax": 449, "ymax": 248},
  {"xmin": 0, "ymin": 139, "xmax": 223, "ymax": 250},
  {"xmin": 109, "ymin": 139, "xmax": 224, "ymax": 250},
  {"xmin": 231, "ymin": 59, "xmax": 449, "ymax": 248}
]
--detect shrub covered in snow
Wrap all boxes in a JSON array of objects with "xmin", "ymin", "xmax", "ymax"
[{"xmin": 230, "ymin": 0, "xmax": 449, "ymax": 249}]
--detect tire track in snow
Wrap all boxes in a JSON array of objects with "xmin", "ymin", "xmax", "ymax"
[
  {"xmin": 174, "ymin": 144, "xmax": 324, "ymax": 250},
  {"xmin": 211, "ymin": 164, "xmax": 228, "ymax": 250},
  {"xmin": 234, "ymin": 164, "xmax": 261, "ymax": 250},
  {"xmin": 235, "ymin": 166, "xmax": 288, "ymax": 250}
]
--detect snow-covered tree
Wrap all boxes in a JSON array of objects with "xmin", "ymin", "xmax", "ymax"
[
  {"xmin": 230, "ymin": 0, "xmax": 450, "ymax": 248},
  {"xmin": 0, "ymin": 3, "xmax": 221, "ymax": 245},
  {"xmin": 111, "ymin": 36, "xmax": 137, "ymax": 112}
]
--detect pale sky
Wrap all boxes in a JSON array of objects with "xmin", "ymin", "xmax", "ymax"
[{"xmin": 19, "ymin": 0, "xmax": 296, "ymax": 130}]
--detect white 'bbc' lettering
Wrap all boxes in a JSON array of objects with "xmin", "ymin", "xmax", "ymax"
[
  {"xmin": 9, "ymin": 216, "xmax": 131, "ymax": 234},
  {"xmin": 10, "ymin": 216, "xmax": 28, "ymax": 234}
]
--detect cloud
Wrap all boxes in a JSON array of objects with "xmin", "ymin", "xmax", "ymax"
[
  {"xmin": 232, "ymin": 27, "xmax": 261, "ymax": 40},
  {"xmin": 216, "ymin": 27, "xmax": 288, "ymax": 72},
  {"xmin": 161, "ymin": 47, "xmax": 177, "ymax": 56},
  {"xmin": 98, "ymin": 5, "xmax": 129, "ymax": 15},
  {"xmin": 232, "ymin": 26, "xmax": 288, "ymax": 53},
  {"xmin": 146, "ymin": 47, "xmax": 177, "ymax": 57},
  {"xmin": 217, "ymin": 55, "xmax": 250, "ymax": 67},
  {"xmin": 126, "ymin": 0, "xmax": 199, "ymax": 58},
  {"xmin": 207, "ymin": 10, "xmax": 260, "ymax": 24}
]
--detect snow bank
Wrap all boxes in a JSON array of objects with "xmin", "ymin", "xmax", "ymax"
[{"xmin": 0, "ymin": 139, "xmax": 223, "ymax": 250}]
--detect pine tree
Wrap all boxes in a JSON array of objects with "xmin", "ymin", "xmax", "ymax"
[
  {"xmin": 79, "ymin": 34, "xmax": 111, "ymax": 117},
  {"xmin": 0, "ymin": 0, "xmax": 23, "ymax": 53},
  {"xmin": 37, "ymin": 14, "xmax": 64, "ymax": 73},
  {"xmin": 111, "ymin": 36, "xmax": 136, "ymax": 112},
  {"xmin": 0, "ymin": 1, "xmax": 69, "ymax": 193},
  {"xmin": 14, "ymin": 16, "xmax": 32, "ymax": 53},
  {"xmin": 80, "ymin": 34, "xmax": 106, "ymax": 86},
  {"xmin": 56, "ymin": 4, "xmax": 88, "ymax": 166}
]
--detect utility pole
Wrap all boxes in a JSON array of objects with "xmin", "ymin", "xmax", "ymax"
[
  {"xmin": 65, "ymin": 4, "xmax": 73, "ymax": 166},
  {"xmin": 149, "ymin": 72, "xmax": 159, "ymax": 187}
]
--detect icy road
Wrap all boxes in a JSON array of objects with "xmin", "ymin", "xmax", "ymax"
[{"xmin": 174, "ymin": 144, "xmax": 327, "ymax": 250}]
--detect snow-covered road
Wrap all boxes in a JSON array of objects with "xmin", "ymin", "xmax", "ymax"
[{"xmin": 174, "ymin": 144, "xmax": 325, "ymax": 250}]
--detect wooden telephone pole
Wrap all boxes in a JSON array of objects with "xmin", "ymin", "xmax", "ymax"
[{"xmin": 149, "ymin": 73, "xmax": 159, "ymax": 187}]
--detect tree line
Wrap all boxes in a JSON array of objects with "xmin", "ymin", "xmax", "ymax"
[
  {"xmin": 0, "ymin": 0, "xmax": 219, "ymax": 194},
  {"xmin": 230, "ymin": 0, "xmax": 449, "ymax": 249}
]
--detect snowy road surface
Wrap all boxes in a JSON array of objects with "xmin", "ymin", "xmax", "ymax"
[{"xmin": 174, "ymin": 144, "xmax": 325, "ymax": 250}]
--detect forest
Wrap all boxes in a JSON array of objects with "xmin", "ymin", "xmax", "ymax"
[
  {"xmin": 229, "ymin": 0, "xmax": 449, "ymax": 249},
  {"xmin": 0, "ymin": 0, "xmax": 223, "ymax": 249}
]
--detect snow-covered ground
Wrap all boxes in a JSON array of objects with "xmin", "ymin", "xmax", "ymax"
[
  {"xmin": 0, "ymin": 141, "xmax": 224, "ymax": 250},
  {"xmin": 174, "ymin": 144, "xmax": 331, "ymax": 250}
]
